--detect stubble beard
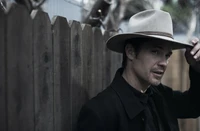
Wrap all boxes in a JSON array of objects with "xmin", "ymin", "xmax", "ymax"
[{"xmin": 149, "ymin": 76, "xmax": 162, "ymax": 86}]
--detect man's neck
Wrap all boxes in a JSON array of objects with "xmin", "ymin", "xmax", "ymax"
[{"xmin": 122, "ymin": 68, "xmax": 150, "ymax": 93}]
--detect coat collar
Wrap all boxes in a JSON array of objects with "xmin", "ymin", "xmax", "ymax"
[
  {"xmin": 110, "ymin": 68, "xmax": 146, "ymax": 119},
  {"xmin": 110, "ymin": 68, "xmax": 179, "ymax": 131}
]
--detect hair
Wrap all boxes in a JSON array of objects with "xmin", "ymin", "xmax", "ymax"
[{"xmin": 122, "ymin": 38, "xmax": 150, "ymax": 69}]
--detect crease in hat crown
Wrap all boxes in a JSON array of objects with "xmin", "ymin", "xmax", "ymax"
[
  {"xmin": 106, "ymin": 9, "xmax": 192, "ymax": 53},
  {"xmin": 127, "ymin": 9, "xmax": 173, "ymax": 39}
]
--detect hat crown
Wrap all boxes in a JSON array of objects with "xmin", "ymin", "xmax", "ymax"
[
  {"xmin": 128, "ymin": 9, "xmax": 173, "ymax": 36},
  {"xmin": 105, "ymin": 9, "xmax": 192, "ymax": 53}
]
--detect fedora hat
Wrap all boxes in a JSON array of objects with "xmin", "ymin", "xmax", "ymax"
[{"xmin": 106, "ymin": 9, "xmax": 193, "ymax": 53}]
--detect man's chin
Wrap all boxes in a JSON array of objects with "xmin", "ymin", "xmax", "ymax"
[{"xmin": 150, "ymin": 80, "xmax": 161, "ymax": 86}]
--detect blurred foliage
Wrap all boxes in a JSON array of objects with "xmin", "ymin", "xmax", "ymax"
[
  {"xmin": 161, "ymin": 1, "xmax": 193, "ymax": 33},
  {"xmin": 123, "ymin": 0, "xmax": 153, "ymax": 21},
  {"xmin": 81, "ymin": 0, "xmax": 196, "ymax": 34},
  {"xmin": 121, "ymin": 0, "xmax": 195, "ymax": 34}
]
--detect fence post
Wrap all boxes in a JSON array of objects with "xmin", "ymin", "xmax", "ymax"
[
  {"xmin": 109, "ymin": 32, "xmax": 122, "ymax": 80},
  {"xmin": 6, "ymin": 3, "xmax": 34, "ymax": 131},
  {"xmin": 92, "ymin": 27, "xmax": 103, "ymax": 96},
  {"xmin": 102, "ymin": 31, "xmax": 112, "ymax": 89},
  {"xmin": 52, "ymin": 16, "xmax": 71, "ymax": 131},
  {"xmin": 81, "ymin": 24, "xmax": 94, "ymax": 100},
  {"xmin": 110, "ymin": 51, "xmax": 121, "ymax": 80},
  {"xmin": 69, "ymin": 20, "xmax": 83, "ymax": 131},
  {"xmin": 0, "ymin": 7, "xmax": 6, "ymax": 131},
  {"xmin": 32, "ymin": 10, "xmax": 53, "ymax": 131}
]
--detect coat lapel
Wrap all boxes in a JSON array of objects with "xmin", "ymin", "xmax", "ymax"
[{"xmin": 110, "ymin": 68, "xmax": 145, "ymax": 120}]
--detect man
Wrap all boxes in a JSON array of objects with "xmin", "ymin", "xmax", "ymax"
[{"xmin": 77, "ymin": 9, "xmax": 200, "ymax": 131}]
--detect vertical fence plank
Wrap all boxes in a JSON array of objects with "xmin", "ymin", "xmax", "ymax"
[
  {"xmin": 0, "ymin": 8, "xmax": 6, "ymax": 131},
  {"xmin": 93, "ymin": 27, "xmax": 103, "ymax": 96},
  {"xmin": 109, "ymin": 32, "xmax": 119, "ymax": 80},
  {"xmin": 171, "ymin": 50, "xmax": 181, "ymax": 90},
  {"xmin": 117, "ymin": 53, "xmax": 122, "ymax": 71},
  {"xmin": 162, "ymin": 50, "xmax": 181, "ymax": 89},
  {"xmin": 179, "ymin": 50, "xmax": 189, "ymax": 91},
  {"xmin": 102, "ymin": 31, "xmax": 112, "ymax": 89},
  {"xmin": 82, "ymin": 24, "xmax": 94, "ymax": 99},
  {"xmin": 6, "ymin": 4, "xmax": 34, "ymax": 131},
  {"xmin": 111, "ymin": 52, "xmax": 122, "ymax": 81},
  {"xmin": 32, "ymin": 10, "xmax": 53, "ymax": 131},
  {"xmin": 161, "ymin": 61, "xmax": 172, "ymax": 87},
  {"xmin": 69, "ymin": 20, "xmax": 83, "ymax": 131},
  {"xmin": 110, "ymin": 51, "xmax": 120, "ymax": 80},
  {"xmin": 52, "ymin": 16, "xmax": 71, "ymax": 131}
]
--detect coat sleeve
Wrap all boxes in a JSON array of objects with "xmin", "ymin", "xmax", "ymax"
[
  {"xmin": 161, "ymin": 66, "xmax": 200, "ymax": 118},
  {"xmin": 77, "ymin": 104, "xmax": 106, "ymax": 131}
]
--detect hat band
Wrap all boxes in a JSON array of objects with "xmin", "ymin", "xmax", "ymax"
[{"xmin": 135, "ymin": 31, "xmax": 174, "ymax": 39}]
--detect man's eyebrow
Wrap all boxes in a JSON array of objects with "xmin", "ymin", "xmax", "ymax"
[
  {"xmin": 152, "ymin": 45, "xmax": 163, "ymax": 50},
  {"xmin": 152, "ymin": 45, "xmax": 173, "ymax": 55}
]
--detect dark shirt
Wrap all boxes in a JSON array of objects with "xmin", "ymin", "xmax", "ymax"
[{"xmin": 120, "ymin": 68, "xmax": 164, "ymax": 131}]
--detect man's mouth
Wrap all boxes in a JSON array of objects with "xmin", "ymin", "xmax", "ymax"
[{"xmin": 152, "ymin": 70, "xmax": 164, "ymax": 77}]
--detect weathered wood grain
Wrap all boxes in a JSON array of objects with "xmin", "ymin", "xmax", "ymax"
[
  {"xmin": 52, "ymin": 16, "xmax": 71, "ymax": 131},
  {"xmin": 93, "ymin": 27, "xmax": 103, "ymax": 96},
  {"xmin": 6, "ymin": 3, "xmax": 34, "ymax": 131},
  {"xmin": 0, "ymin": 7, "xmax": 6, "ymax": 131},
  {"xmin": 69, "ymin": 20, "xmax": 83, "ymax": 131},
  {"xmin": 32, "ymin": 10, "xmax": 53, "ymax": 131},
  {"xmin": 81, "ymin": 24, "xmax": 94, "ymax": 99},
  {"xmin": 103, "ymin": 31, "xmax": 112, "ymax": 89}
]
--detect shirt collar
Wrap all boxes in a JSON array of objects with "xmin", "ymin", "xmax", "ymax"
[
  {"xmin": 110, "ymin": 68, "xmax": 149, "ymax": 119},
  {"xmin": 126, "ymin": 81, "xmax": 149, "ymax": 104}
]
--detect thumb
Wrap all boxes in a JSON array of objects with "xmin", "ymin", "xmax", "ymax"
[
  {"xmin": 185, "ymin": 47, "xmax": 191, "ymax": 53},
  {"xmin": 185, "ymin": 47, "xmax": 192, "ymax": 58}
]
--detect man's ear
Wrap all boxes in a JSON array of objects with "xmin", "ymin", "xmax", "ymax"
[{"xmin": 125, "ymin": 43, "xmax": 135, "ymax": 61}]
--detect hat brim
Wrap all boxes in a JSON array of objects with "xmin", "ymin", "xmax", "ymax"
[{"xmin": 106, "ymin": 33, "xmax": 193, "ymax": 53}]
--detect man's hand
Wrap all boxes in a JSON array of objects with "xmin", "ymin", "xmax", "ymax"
[{"xmin": 185, "ymin": 37, "xmax": 200, "ymax": 72}]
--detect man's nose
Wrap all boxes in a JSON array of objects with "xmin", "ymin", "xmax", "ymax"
[{"xmin": 158, "ymin": 58, "xmax": 168, "ymax": 67}]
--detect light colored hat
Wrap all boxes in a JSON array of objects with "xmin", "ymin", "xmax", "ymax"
[{"xmin": 106, "ymin": 9, "xmax": 193, "ymax": 53}]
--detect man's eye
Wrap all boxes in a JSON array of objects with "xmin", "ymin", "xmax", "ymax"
[
  {"xmin": 152, "ymin": 50, "xmax": 159, "ymax": 54},
  {"xmin": 166, "ymin": 54, "xmax": 171, "ymax": 59}
]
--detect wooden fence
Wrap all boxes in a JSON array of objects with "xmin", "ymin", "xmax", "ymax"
[
  {"xmin": 0, "ymin": 3, "xmax": 198, "ymax": 131},
  {"xmin": 0, "ymin": 3, "xmax": 122, "ymax": 131}
]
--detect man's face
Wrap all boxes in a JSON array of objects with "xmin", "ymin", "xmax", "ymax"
[{"xmin": 130, "ymin": 40, "xmax": 172, "ymax": 86}]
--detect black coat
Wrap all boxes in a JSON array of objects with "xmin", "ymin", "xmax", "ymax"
[{"xmin": 77, "ymin": 67, "xmax": 200, "ymax": 131}]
